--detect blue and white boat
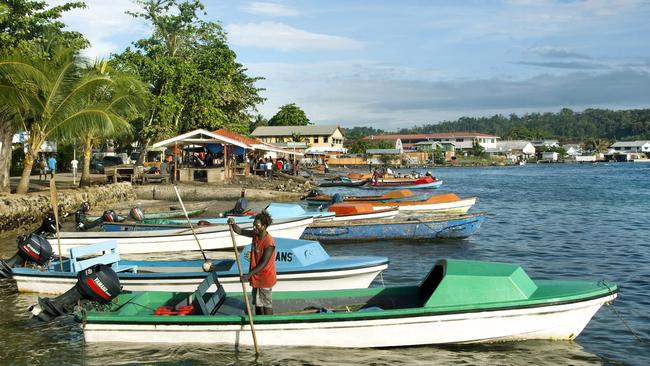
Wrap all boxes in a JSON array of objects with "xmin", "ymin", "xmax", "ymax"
[
  {"xmin": 9, "ymin": 238, "xmax": 389, "ymax": 295},
  {"xmin": 136, "ymin": 203, "xmax": 334, "ymax": 227},
  {"xmin": 301, "ymin": 213, "xmax": 484, "ymax": 244}
]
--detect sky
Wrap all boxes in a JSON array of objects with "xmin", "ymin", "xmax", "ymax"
[{"xmin": 50, "ymin": 0, "xmax": 650, "ymax": 130}]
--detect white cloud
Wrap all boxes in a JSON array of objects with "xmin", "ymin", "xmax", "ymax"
[
  {"xmin": 241, "ymin": 2, "xmax": 299, "ymax": 17},
  {"xmin": 247, "ymin": 61, "xmax": 650, "ymax": 129},
  {"xmin": 226, "ymin": 22, "xmax": 364, "ymax": 51},
  {"xmin": 48, "ymin": 0, "xmax": 149, "ymax": 59}
]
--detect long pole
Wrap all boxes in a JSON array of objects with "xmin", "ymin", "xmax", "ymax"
[
  {"xmin": 49, "ymin": 179, "xmax": 63, "ymax": 271},
  {"xmin": 172, "ymin": 185, "xmax": 208, "ymax": 262},
  {"xmin": 228, "ymin": 224, "xmax": 260, "ymax": 355}
]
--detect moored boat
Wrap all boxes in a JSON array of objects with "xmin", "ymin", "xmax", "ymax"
[
  {"xmin": 47, "ymin": 216, "xmax": 313, "ymax": 255},
  {"xmin": 367, "ymin": 176, "xmax": 443, "ymax": 189},
  {"xmin": 305, "ymin": 189, "xmax": 428, "ymax": 206},
  {"xmin": 9, "ymin": 238, "xmax": 388, "ymax": 294},
  {"xmin": 86, "ymin": 207, "xmax": 206, "ymax": 221},
  {"xmin": 300, "ymin": 213, "xmax": 484, "ymax": 244},
  {"xmin": 142, "ymin": 203, "xmax": 335, "ymax": 226},
  {"xmin": 327, "ymin": 203, "xmax": 399, "ymax": 221},
  {"xmin": 73, "ymin": 258, "xmax": 618, "ymax": 347},
  {"xmin": 368, "ymin": 193, "xmax": 477, "ymax": 214},
  {"xmin": 318, "ymin": 177, "xmax": 369, "ymax": 188}
]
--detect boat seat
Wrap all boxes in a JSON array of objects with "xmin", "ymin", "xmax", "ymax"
[
  {"xmin": 193, "ymin": 271, "xmax": 227, "ymax": 315},
  {"xmin": 68, "ymin": 240, "xmax": 138, "ymax": 274}
]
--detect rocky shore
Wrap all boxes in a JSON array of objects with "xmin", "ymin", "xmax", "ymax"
[{"xmin": 0, "ymin": 173, "xmax": 318, "ymax": 233}]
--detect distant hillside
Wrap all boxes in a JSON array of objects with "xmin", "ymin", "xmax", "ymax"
[{"xmin": 345, "ymin": 108, "xmax": 650, "ymax": 141}]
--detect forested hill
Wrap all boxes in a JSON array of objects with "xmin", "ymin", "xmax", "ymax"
[{"xmin": 345, "ymin": 108, "xmax": 650, "ymax": 141}]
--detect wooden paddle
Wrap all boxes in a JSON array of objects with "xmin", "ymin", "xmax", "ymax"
[
  {"xmin": 172, "ymin": 185, "xmax": 209, "ymax": 265},
  {"xmin": 49, "ymin": 179, "xmax": 63, "ymax": 271},
  {"xmin": 228, "ymin": 223, "xmax": 260, "ymax": 355}
]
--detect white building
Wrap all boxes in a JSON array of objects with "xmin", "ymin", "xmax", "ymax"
[
  {"xmin": 490, "ymin": 140, "xmax": 535, "ymax": 163},
  {"xmin": 610, "ymin": 141, "xmax": 650, "ymax": 154}
]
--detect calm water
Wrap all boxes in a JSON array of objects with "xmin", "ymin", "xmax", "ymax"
[{"xmin": 1, "ymin": 163, "xmax": 648, "ymax": 365}]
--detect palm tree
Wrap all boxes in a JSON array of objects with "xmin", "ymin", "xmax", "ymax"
[
  {"xmin": 0, "ymin": 45, "xmax": 143, "ymax": 193},
  {"xmin": 73, "ymin": 60, "xmax": 143, "ymax": 187},
  {"xmin": 583, "ymin": 138, "xmax": 610, "ymax": 154}
]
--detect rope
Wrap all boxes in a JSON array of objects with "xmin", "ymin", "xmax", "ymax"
[{"xmin": 599, "ymin": 280, "xmax": 648, "ymax": 344}]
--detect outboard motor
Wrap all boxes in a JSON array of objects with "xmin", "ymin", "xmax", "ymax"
[
  {"xmin": 33, "ymin": 213, "xmax": 59, "ymax": 236},
  {"xmin": 29, "ymin": 264, "xmax": 122, "ymax": 321},
  {"xmin": 300, "ymin": 189, "xmax": 320, "ymax": 200},
  {"xmin": 0, "ymin": 234, "xmax": 53, "ymax": 278},
  {"xmin": 129, "ymin": 207, "xmax": 145, "ymax": 222},
  {"xmin": 224, "ymin": 197, "xmax": 248, "ymax": 216},
  {"xmin": 77, "ymin": 209, "xmax": 119, "ymax": 231}
]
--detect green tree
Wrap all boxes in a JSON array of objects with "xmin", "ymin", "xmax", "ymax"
[
  {"xmin": 0, "ymin": 0, "xmax": 87, "ymax": 193},
  {"xmin": 111, "ymin": 0, "xmax": 264, "ymax": 164},
  {"xmin": 268, "ymin": 103, "xmax": 310, "ymax": 126},
  {"xmin": 470, "ymin": 140, "xmax": 486, "ymax": 157},
  {"xmin": 0, "ymin": 45, "xmax": 144, "ymax": 194},
  {"xmin": 74, "ymin": 60, "xmax": 145, "ymax": 187},
  {"xmin": 249, "ymin": 114, "xmax": 267, "ymax": 133},
  {"xmin": 433, "ymin": 145, "xmax": 445, "ymax": 164}
]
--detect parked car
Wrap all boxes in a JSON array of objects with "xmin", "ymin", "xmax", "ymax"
[{"xmin": 100, "ymin": 156, "xmax": 127, "ymax": 174}]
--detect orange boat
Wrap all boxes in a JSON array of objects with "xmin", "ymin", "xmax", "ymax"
[
  {"xmin": 327, "ymin": 202, "xmax": 399, "ymax": 221},
  {"xmin": 367, "ymin": 193, "xmax": 477, "ymax": 214},
  {"xmin": 305, "ymin": 189, "xmax": 428, "ymax": 206}
]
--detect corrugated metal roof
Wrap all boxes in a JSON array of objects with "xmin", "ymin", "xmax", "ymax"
[
  {"xmin": 364, "ymin": 132, "xmax": 500, "ymax": 140},
  {"xmin": 611, "ymin": 140, "xmax": 650, "ymax": 147},
  {"xmin": 366, "ymin": 149, "xmax": 402, "ymax": 154},
  {"xmin": 251, "ymin": 125, "xmax": 341, "ymax": 136},
  {"xmin": 497, "ymin": 140, "xmax": 532, "ymax": 150}
]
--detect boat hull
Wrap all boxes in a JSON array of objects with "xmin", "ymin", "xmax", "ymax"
[
  {"xmin": 371, "ymin": 197, "xmax": 477, "ymax": 214},
  {"xmin": 13, "ymin": 264, "xmax": 387, "ymax": 294},
  {"xmin": 47, "ymin": 217, "xmax": 313, "ymax": 254},
  {"xmin": 301, "ymin": 214, "xmax": 484, "ymax": 243},
  {"xmin": 81, "ymin": 293, "xmax": 616, "ymax": 347},
  {"xmin": 366, "ymin": 180, "xmax": 443, "ymax": 190}
]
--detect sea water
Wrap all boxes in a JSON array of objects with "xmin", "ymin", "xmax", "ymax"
[{"xmin": 0, "ymin": 163, "xmax": 648, "ymax": 365}]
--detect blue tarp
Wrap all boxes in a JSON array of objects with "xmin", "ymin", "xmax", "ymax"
[{"xmin": 205, "ymin": 144, "xmax": 246, "ymax": 156}]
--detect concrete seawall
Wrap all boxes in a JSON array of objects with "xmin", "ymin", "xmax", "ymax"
[
  {"xmin": 133, "ymin": 184, "xmax": 303, "ymax": 202},
  {"xmin": 0, "ymin": 182, "xmax": 136, "ymax": 233}
]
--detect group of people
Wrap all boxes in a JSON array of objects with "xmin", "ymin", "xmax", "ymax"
[
  {"xmin": 37, "ymin": 155, "xmax": 57, "ymax": 181},
  {"xmin": 252, "ymin": 157, "xmax": 295, "ymax": 177}
]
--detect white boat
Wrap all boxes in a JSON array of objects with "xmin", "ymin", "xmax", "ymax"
[
  {"xmin": 46, "ymin": 216, "xmax": 313, "ymax": 255},
  {"xmin": 10, "ymin": 239, "xmax": 388, "ymax": 294},
  {"xmin": 75, "ymin": 259, "xmax": 618, "ymax": 347},
  {"xmin": 370, "ymin": 196, "xmax": 477, "ymax": 214}
]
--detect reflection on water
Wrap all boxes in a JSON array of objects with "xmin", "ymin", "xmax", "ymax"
[
  {"xmin": 0, "ymin": 164, "xmax": 648, "ymax": 365},
  {"xmin": 79, "ymin": 341, "xmax": 603, "ymax": 366}
]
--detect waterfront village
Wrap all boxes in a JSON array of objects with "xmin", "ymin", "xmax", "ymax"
[{"xmin": 15, "ymin": 125, "xmax": 650, "ymax": 187}]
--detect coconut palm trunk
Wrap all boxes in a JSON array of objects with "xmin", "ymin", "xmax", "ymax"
[
  {"xmin": 0, "ymin": 121, "xmax": 15, "ymax": 193},
  {"xmin": 79, "ymin": 135, "xmax": 95, "ymax": 187}
]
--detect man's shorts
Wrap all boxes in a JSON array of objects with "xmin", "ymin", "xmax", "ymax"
[{"xmin": 252, "ymin": 287, "xmax": 272, "ymax": 308}]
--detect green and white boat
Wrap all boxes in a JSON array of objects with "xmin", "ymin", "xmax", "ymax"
[{"xmin": 76, "ymin": 259, "xmax": 617, "ymax": 347}]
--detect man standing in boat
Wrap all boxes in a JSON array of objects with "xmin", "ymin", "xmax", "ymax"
[{"xmin": 228, "ymin": 211, "xmax": 277, "ymax": 315}]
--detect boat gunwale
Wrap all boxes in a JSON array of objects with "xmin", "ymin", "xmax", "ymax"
[
  {"xmin": 306, "ymin": 212, "xmax": 485, "ymax": 228},
  {"xmin": 77, "ymin": 288, "xmax": 618, "ymax": 326}
]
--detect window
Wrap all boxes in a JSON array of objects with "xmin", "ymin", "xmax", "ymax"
[{"xmin": 456, "ymin": 138, "xmax": 464, "ymax": 142}]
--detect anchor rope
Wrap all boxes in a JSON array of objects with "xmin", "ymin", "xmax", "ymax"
[{"xmin": 599, "ymin": 280, "xmax": 648, "ymax": 344}]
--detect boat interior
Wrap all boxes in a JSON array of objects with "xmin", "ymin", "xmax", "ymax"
[{"xmin": 110, "ymin": 264, "xmax": 445, "ymax": 318}]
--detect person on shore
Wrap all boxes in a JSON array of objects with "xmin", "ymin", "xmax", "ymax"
[
  {"xmin": 265, "ymin": 158, "xmax": 273, "ymax": 177},
  {"xmin": 368, "ymin": 161, "xmax": 372, "ymax": 172},
  {"xmin": 324, "ymin": 160, "xmax": 330, "ymax": 173},
  {"xmin": 277, "ymin": 158, "xmax": 283, "ymax": 172},
  {"xmin": 38, "ymin": 157, "xmax": 47, "ymax": 181},
  {"xmin": 47, "ymin": 155, "xmax": 57, "ymax": 180},
  {"xmin": 227, "ymin": 211, "xmax": 276, "ymax": 315}
]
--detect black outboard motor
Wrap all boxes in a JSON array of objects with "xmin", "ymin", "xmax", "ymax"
[
  {"xmin": 77, "ymin": 209, "xmax": 119, "ymax": 231},
  {"xmin": 224, "ymin": 197, "xmax": 248, "ymax": 216},
  {"xmin": 33, "ymin": 213, "xmax": 59, "ymax": 236},
  {"xmin": 0, "ymin": 234, "xmax": 53, "ymax": 278},
  {"xmin": 300, "ymin": 189, "xmax": 320, "ymax": 200},
  {"xmin": 29, "ymin": 264, "xmax": 122, "ymax": 321}
]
